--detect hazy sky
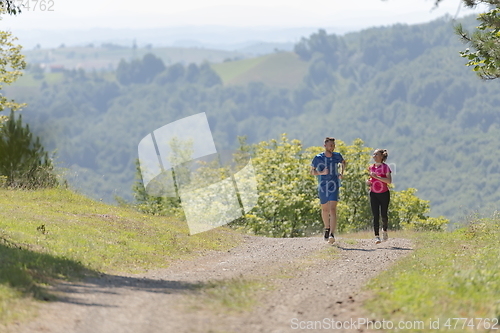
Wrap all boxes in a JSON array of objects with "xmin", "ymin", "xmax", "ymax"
[{"xmin": 1, "ymin": 0, "xmax": 487, "ymax": 31}]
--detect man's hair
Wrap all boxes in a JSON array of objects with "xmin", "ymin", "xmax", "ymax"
[{"xmin": 324, "ymin": 137, "xmax": 335, "ymax": 144}]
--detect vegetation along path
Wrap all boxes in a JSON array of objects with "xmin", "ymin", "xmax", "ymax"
[{"xmin": 8, "ymin": 235, "xmax": 413, "ymax": 333}]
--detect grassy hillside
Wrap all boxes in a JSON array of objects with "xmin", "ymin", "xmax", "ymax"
[
  {"xmin": 211, "ymin": 52, "xmax": 308, "ymax": 89},
  {"xmin": 0, "ymin": 188, "xmax": 240, "ymax": 325},
  {"xmin": 2, "ymin": 73, "xmax": 63, "ymax": 101},
  {"xmin": 365, "ymin": 216, "xmax": 500, "ymax": 332},
  {"xmin": 1, "ymin": 188, "xmax": 498, "ymax": 331}
]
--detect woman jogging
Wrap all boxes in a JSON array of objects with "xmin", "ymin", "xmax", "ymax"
[{"xmin": 367, "ymin": 149, "xmax": 392, "ymax": 244}]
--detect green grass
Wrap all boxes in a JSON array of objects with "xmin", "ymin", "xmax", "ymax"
[
  {"xmin": 0, "ymin": 188, "xmax": 241, "ymax": 324},
  {"xmin": 3, "ymin": 72, "xmax": 64, "ymax": 101},
  {"xmin": 312, "ymin": 240, "xmax": 341, "ymax": 260},
  {"xmin": 211, "ymin": 52, "xmax": 309, "ymax": 89},
  {"xmin": 7, "ymin": 73, "xmax": 64, "ymax": 88},
  {"xmin": 212, "ymin": 56, "xmax": 267, "ymax": 83},
  {"xmin": 339, "ymin": 229, "xmax": 414, "ymax": 240},
  {"xmin": 364, "ymin": 217, "xmax": 500, "ymax": 332}
]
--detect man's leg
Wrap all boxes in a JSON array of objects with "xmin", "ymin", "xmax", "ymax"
[
  {"xmin": 321, "ymin": 202, "xmax": 330, "ymax": 228},
  {"xmin": 329, "ymin": 200, "xmax": 338, "ymax": 235},
  {"xmin": 319, "ymin": 185, "xmax": 331, "ymax": 240},
  {"xmin": 321, "ymin": 202, "xmax": 330, "ymax": 241}
]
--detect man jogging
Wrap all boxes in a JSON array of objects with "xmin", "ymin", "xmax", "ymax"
[{"xmin": 310, "ymin": 137, "xmax": 346, "ymax": 244}]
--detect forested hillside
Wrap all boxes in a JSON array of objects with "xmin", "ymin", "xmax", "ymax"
[{"xmin": 13, "ymin": 14, "xmax": 500, "ymax": 221}]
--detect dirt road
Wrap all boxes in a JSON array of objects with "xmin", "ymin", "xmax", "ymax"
[{"xmin": 7, "ymin": 235, "xmax": 413, "ymax": 333}]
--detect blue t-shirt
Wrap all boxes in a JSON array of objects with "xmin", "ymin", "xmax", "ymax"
[{"xmin": 311, "ymin": 152, "xmax": 344, "ymax": 184}]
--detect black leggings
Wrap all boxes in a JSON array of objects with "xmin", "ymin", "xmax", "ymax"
[{"xmin": 370, "ymin": 191, "xmax": 390, "ymax": 236}]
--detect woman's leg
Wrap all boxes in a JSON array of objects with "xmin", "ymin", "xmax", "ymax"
[
  {"xmin": 369, "ymin": 191, "xmax": 381, "ymax": 236},
  {"xmin": 380, "ymin": 191, "xmax": 390, "ymax": 232}
]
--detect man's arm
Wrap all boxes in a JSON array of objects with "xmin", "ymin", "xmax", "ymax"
[
  {"xmin": 311, "ymin": 165, "xmax": 328, "ymax": 176},
  {"xmin": 339, "ymin": 160, "xmax": 346, "ymax": 179}
]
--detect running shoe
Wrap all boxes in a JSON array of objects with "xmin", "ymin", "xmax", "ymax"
[
  {"xmin": 382, "ymin": 231, "xmax": 388, "ymax": 242},
  {"xmin": 375, "ymin": 236, "xmax": 381, "ymax": 244},
  {"xmin": 324, "ymin": 228, "xmax": 330, "ymax": 241},
  {"xmin": 328, "ymin": 233, "xmax": 335, "ymax": 244}
]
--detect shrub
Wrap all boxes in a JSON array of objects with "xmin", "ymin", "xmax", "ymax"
[{"xmin": 0, "ymin": 110, "xmax": 58, "ymax": 189}]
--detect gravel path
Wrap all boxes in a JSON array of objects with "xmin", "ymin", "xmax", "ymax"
[{"xmin": 6, "ymin": 235, "xmax": 413, "ymax": 333}]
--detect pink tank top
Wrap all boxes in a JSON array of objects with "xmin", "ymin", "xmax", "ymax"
[{"xmin": 369, "ymin": 163, "xmax": 391, "ymax": 193}]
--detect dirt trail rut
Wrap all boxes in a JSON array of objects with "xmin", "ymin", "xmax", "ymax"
[{"xmin": 7, "ymin": 235, "xmax": 413, "ymax": 333}]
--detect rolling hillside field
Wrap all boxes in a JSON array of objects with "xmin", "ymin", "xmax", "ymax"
[
  {"xmin": 12, "ymin": 49, "xmax": 307, "ymax": 91},
  {"xmin": 211, "ymin": 52, "xmax": 309, "ymax": 89}
]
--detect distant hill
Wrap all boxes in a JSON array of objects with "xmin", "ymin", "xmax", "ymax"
[
  {"xmin": 11, "ymin": 26, "xmax": 346, "ymax": 50},
  {"xmin": 16, "ymin": 49, "xmax": 308, "ymax": 91},
  {"xmin": 22, "ymin": 46, "xmax": 249, "ymax": 72},
  {"xmin": 211, "ymin": 52, "xmax": 308, "ymax": 89},
  {"xmin": 233, "ymin": 42, "xmax": 295, "ymax": 56}
]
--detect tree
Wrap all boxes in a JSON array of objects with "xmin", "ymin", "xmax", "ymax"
[
  {"xmin": 0, "ymin": 1, "xmax": 22, "ymax": 15},
  {"xmin": 238, "ymin": 134, "xmax": 320, "ymax": 237},
  {"xmin": 133, "ymin": 136, "xmax": 195, "ymax": 217},
  {"xmin": 421, "ymin": 0, "xmax": 500, "ymax": 79},
  {"xmin": 456, "ymin": 3, "xmax": 500, "ymax": 79},
  {"xmin": 154, "ymin": 63, "xmax": 184, "ymax": 85},
  {"xmin": 116, "ymin": 53, "xmax": 165, "ymax": 85},
  {"xmin": 131, "ymin": 132, "xmax": 449, "ymax": 236},
  {"xmin": 335, "ymin": 138, "xmax": 373, "ymax": 232},
  {"xmin": 294, "ymin": 29, "xmax": 346, "ymax": 65},
  {"xmin": 0, "ymin": 4, "xmax": 54, "ymax": 189},
  {"xmin": 389, "ymin": 188, "xmax": 449, "ymax": 231},
  {"xmin": 233, "ymin": 136, "xmax": 449, "ymax": 237},
  {"xmin": 141, "ymin": 53, "xmax": 166, "ymax": 82},
  {"xmin": 0, "ymin": 9, "xmax": 26, "ymax": 120},
  {"xmin": 132, "ymin": 159, "xmax": 182, "ymax": 216},
  {"xmin": 235, "ymin": 135, "xmax": 448, "ymax": 236},
  {"xmin": 0, "ymin": 110, "xmax": 57, "ymax": 188}
]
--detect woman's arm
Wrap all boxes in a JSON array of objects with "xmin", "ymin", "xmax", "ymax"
[{"xmin": 370, "ymin": 171, "xmax": 392, "ymax": 184}]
